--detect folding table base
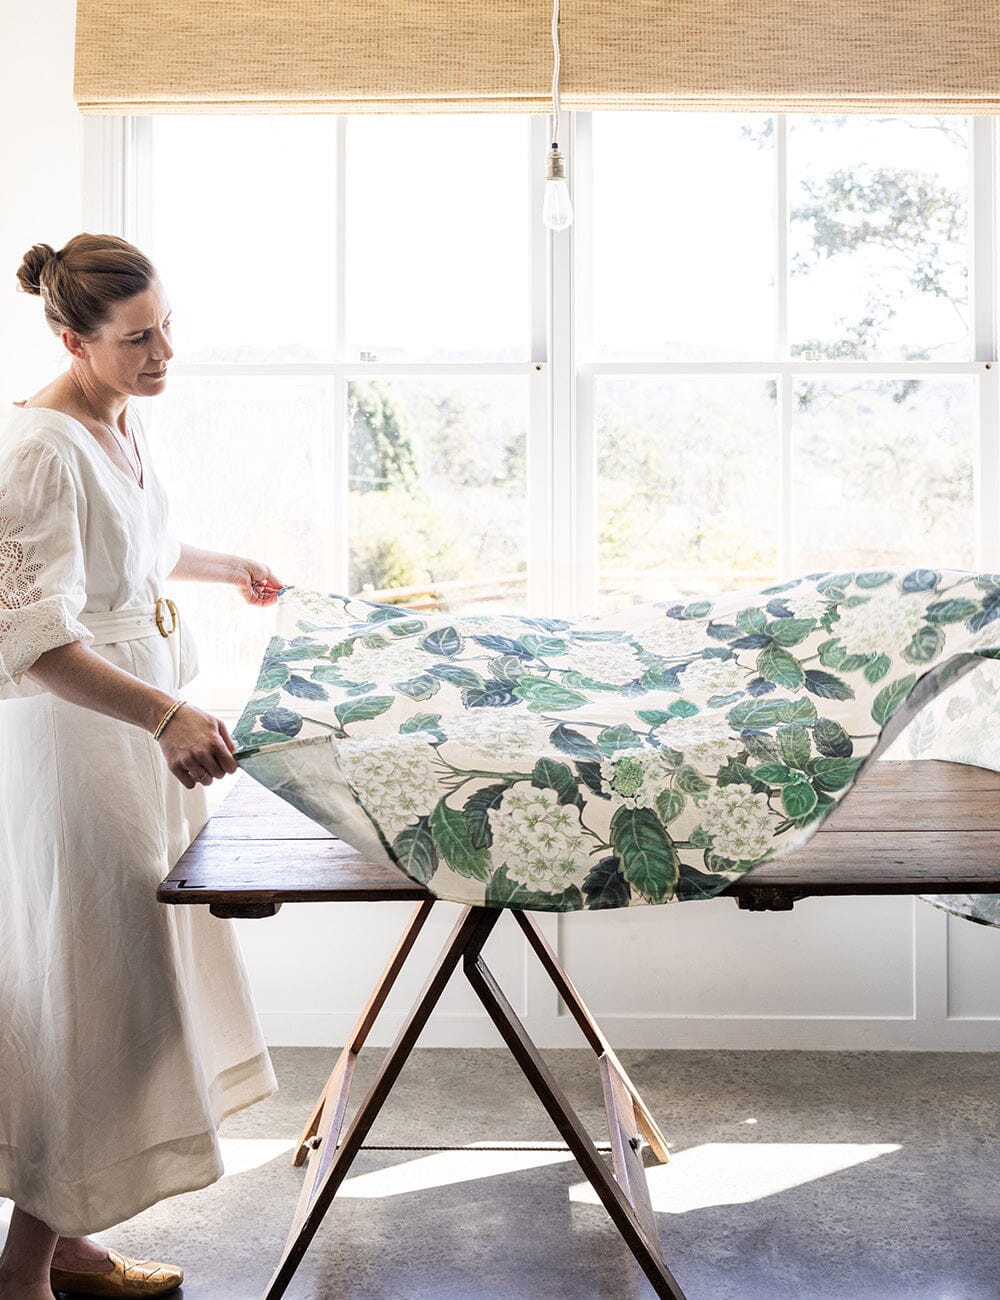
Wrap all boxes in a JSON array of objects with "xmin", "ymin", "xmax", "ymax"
[{"xmin": 262, "ymin": 902, "xmax": 686, "ymax": 1300}]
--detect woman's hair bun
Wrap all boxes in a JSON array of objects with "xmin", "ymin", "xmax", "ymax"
[{"xmin": 16, "ymin": 243, "xmax": 59, "ymax": 296}]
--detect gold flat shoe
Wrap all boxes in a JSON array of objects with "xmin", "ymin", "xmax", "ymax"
[{"xmin": 51, "ymin": 1247, "xmax": 183, "ymax": 1296}]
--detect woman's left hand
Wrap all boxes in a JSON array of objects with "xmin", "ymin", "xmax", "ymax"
[{"xmin": 234, "ymin": 558, "xmax": 285, "ymax": 606}]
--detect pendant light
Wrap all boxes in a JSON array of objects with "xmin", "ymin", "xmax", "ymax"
[{"xmin": 542, "ymin": 0, "xmax": 573, "ymax": 231}]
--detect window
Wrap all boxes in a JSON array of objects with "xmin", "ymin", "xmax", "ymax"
[{"xmin": 93, "ymin": 111, "xmax": 997, "ymax": 706}]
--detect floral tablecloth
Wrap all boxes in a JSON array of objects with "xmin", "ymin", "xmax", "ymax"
[{"xmin": 233, "ymin": 570, "xmax": 1000, "ymax": 926}]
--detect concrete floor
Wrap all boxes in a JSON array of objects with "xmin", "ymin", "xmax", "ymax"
[{"xmin": 51, "ymin": 1048, "xmax": 1000, "ymax": 1299}]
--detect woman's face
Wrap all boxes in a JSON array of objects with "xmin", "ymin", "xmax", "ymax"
[{"xmin": 69, "ymin": 280, "xmax": 174, "ymax": 397}]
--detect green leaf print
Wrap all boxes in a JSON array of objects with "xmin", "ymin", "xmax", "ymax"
[
  {"xmin": 597, "ymin": 724, "xmax": 643, "ymax": 754},
  {"xmin": 813, "ymin": 717, "xmax": 854, "ymax": 757},
  {"xmin": 924, "ymin": 599, "xmax": 981, "ymax": 624},
  {"xmin": 811, "ymin": 757, "xmax": 865, "ymax": 792},
  {"xmin": 753, "ymin": 763, "xmax": 798, "ymax": 786},
  {"xmin": 804, "ymin": 669, "xmax": 855, "ymax": 701},
  {"xmin": 233, "ymin": 690, "xmax": 280, "ymax": 744},
  {"xmin": 903, "ymin": 625, "xmax": 945, "ymax": 665},
  {"xmin": 421, "ymin": 626, "xmax": 464, "ymax": 656},
  {"xmin": 489, "ymin": 654, "xmax": 528, "ymax": 683},
  {"xmin": 777, "ymin": 725, "xmax": 811, "ymax": 770},
  {"xmin": 727, "ymin": 699, "xmax": 787, "ymax": 728},
  {"xmin": 757, "ymin": 644, "xmax": 805, "ymax": 689},
  {"xmin": 486, "ymin": 865, "xmax": 583, "ymax": 911},
  {"xmin": 531, "ymin": 758, "xmax": 580, "ymax": 805},
  {"xmin": 655, "ymin": 788, "xmax": 686, "ymax": 823},
  {"xmin": 676, "ymin": 765, "xmax": 711, "ymax": 795},
  {"xmin": 768, "ymin": 618, "xmax": 817, "ymax": 647},
  {"xmin": 429, "ymin": 799, "xmax": 491, "ymax": 880},
  {"xmin": 395, "ymin": 674, "xmax": 441, "ymax": 701},
  {"xmin": 549, "ymin": 724, "xmax": 602, "ymax": 761},
  {"xmin": 333, "ymin": 695, "xmax": 394, "ymax": 726},
  {"xmin": 258, "ymin": 660, "xmax": 291, "ymax": 690},
  {"xmin": 513, "ymin": 678, "xmax": 589, "ymax": 711},
  {"xmin": 777, "ymin": 698, "xmax": 818, "ymax": 724},
  {"xmin": 609, "ymin": 807, "xmax": 680, "ymax": 904},
  {"xmin": 871, "ymin": 674, "xmax": 917, "ymax": 725},
  {"xmin": 520, "ymin": 634, "xmax": 568, "ymax": 657},
  {"xmin": 863, "ymin": 654, "xmax": 892, "ymax": 683},
  {"xmin": 855, "ymin": 570, "xmax": 895, "ymax": 589},
  {"xmin": 392, "ymin": 818, "xmax": 439, "ymax": 884},
  {"xmin": 582, "ymin": 857, "xmax": 632, "ymax": 909},
  {"xmin": 781, "ymin": 780, "xmax": 818, "ymax": 819},
  {"xmin": 464, "ymin": 784, "xmax": 508, "ymax": 849}
]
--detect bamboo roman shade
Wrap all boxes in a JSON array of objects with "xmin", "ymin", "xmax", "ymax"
[{"xmin": 74, "ymin": 0, "xmax": 1000, "ymax": 115}]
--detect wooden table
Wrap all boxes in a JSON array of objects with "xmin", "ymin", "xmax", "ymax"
[{"xmin": 158, "ymin": 759, "xmax": 1000, "ymax": 1300}]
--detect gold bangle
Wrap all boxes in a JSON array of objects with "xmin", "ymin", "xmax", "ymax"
[{"xmin": 153, "ymin": 698, "xmax": 185, "ymax": 741}]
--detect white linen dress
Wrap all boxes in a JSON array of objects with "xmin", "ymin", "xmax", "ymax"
[{"xmin": 0, "ymin": 401, "xmax": 277, "ymax": 1237}]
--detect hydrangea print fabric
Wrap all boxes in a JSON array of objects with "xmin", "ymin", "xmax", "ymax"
[{"xmin": 233, "ymin": 570, "xmax": 1000, "ymax": 925}]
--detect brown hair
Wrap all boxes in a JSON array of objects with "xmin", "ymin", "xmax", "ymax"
[{"xmin": 15, "ymin": 233, "xmax": 157, "ymax": 339}]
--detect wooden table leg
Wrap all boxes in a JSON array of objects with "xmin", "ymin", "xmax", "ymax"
[
  {"xmin": 463, "ymin": 912, "xmax": 688, "ymax": 1300},
  {"xmin": 513, "ymin": 909, "xmax": 672, "ymax": 1165},
  {"xmin": 292, "ymin": 898, "xmax": 436, "ymax": 1166},
  {"xmin": 260, "ymin": 905, "xmax": 501, "ymax": 1300}
]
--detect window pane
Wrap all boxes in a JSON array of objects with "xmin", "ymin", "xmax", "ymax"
[
  {"xmin": 151, "ymin": 117, "xmax": 339, "ymax": 362},
  {"xmin": 347, "ymin": 377, "xmax": 527, "ymax": 610},
  {"xmin": 592, "ymin": 114, "xmax": 775, "ymax": 361},
  {"xmin": 596, "ymin": 378, "xmax": 779, "ymax": 610},
  {"xmin": 149, "ymin": 375, "xmax": 339, "ymax": 693},
  {"xmin": 792, "ymin": 379, "xmax": 975, "ymax": 571},
  {"xmin": 346, "ymin": 116, "xmax": 531, "ymax": 362},
  {"xmin": 788, "ymin": 116, "xmax": 970, "ymax": 361}
]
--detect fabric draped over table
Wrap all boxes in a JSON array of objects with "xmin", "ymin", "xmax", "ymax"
[{"xmin": 234, "ymin": 573, "xmax": 1000, "ymax": 928}]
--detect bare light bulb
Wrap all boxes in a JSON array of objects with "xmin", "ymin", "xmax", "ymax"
[{"xmin": 543, "ymin": 145, "xmax": 573, "ymax": 231}]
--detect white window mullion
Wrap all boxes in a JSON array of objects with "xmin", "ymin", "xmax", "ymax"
[
  {"xmin": 528, "ymin": 114, "xmax": 552, "ymax": 615},
  {"xmin": 971, "ymin": 117, "xmax": 1000, "ymax": 569},
  {"xmin": 572, "ymin": 111, "xmax": 596, "ymax": 615},
  {"xmin": 775, "ymin": 115, "xmax": 793, "ymax": 579},
  {"xmin": 547, "ymin": 114, "xmax": 577, "ymax": 615},
  {"xmin": 332, "ymin": 118, "xmax": 350, "ymax": 591}
]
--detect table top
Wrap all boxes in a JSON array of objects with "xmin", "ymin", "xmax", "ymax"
[{"xmin": 157, "ymin": 759, "xmax": 1000, "ymax": 915}]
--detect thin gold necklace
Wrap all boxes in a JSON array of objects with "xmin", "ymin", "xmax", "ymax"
[{"xmin": 71, "ymin": 373, "xmax": 143, "ymax": 485}]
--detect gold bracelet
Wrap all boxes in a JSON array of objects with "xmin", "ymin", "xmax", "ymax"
[{"xmin": 153, "ymin": 698, "xmax": 185, "ymax": 741}]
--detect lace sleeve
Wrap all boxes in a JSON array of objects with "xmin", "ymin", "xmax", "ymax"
[{"xmin": 0, "ymin": 441, "xmax": 93, "ymax": 699}]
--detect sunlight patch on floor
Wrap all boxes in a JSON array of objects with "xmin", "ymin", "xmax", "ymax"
[
  {"xmin": 337, "ymin": 1141, "xmax": 576, "ymax": 1198},
  {"xmin": 219, "ymin": 1138, "xmax": 298, "ymax": 1177},
  {"xmin": 570, "ymin": 1142, "xmax": 901, "ymax": 1213}
]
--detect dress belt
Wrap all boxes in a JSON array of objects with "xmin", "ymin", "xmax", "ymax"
[{"xmin": 80, "ymin": 598, "xmax": 179, "ymax": 647}]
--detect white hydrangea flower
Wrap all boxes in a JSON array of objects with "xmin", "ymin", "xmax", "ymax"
[
  {"xmin": 679, "ymin": 657, "xmax": 748, "ymax": 698},
  {"xmin": 656, "ymin": 715, "xmax": 744, "ymax": 769},
  {"xmin": 339, "ymin": 733, "xmax": 441, "ymax": 837},
  {"xmin": 779, "ymin": 590, "xmax": 830, "ymax": 620},
  {"xmin": 558, "ymin": 640, "xmax": 645, "ymax": 685},
  {"xmin": 599, "ymin": 749, "xmax": 671, "ymax": 808},
  {"xmin": 442, "ymin": 711, "xmax": 539, "ymax": 763},
  {"xmin": 488, "ymin": 785, "xmax": 588, "ymax": 892},
  {"xmin": 334, "ymin": 639, "xmax": 426, "ymax": 684},
  {"xmin": 696, "ymin": 782, "xmax": 774, "ymax": 862},
  {"xmin": 461, "ymin": 615, "xmax": 536, "ymax": 637},
  {"xmin": 635, "ymin": 618, "xmax": 708, "ymax": 660},
  {"xmin": 830, "ymin": 591, "xmax": 926, "ymax": 657}
]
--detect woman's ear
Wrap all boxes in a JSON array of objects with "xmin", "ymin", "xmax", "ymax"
[{"xmin": 62, "ymin": 328, "xmax": 89, "ymax": 361}]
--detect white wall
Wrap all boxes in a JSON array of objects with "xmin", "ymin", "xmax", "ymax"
[
  {"xmin": 0, "ymin": 0, "xmax": 82, "ymax": 409},
  {"xmin": 5, "ymin": 1, "xmax": 1000, "ymax": 1052}
]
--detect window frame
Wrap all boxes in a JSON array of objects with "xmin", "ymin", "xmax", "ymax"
[{"xmin": 83, "ymin": 111, "xmax": 1000, "ymax": 633}]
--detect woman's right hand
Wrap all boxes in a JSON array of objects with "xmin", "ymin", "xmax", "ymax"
[{"xmin": 156, "ymin": 703, "xmax": 239, "ymax": 788}]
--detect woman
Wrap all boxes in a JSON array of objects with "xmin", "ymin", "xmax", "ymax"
[{"xmin": 0, "ymin": 234, "xmax": 283, "ymax": 1298}]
